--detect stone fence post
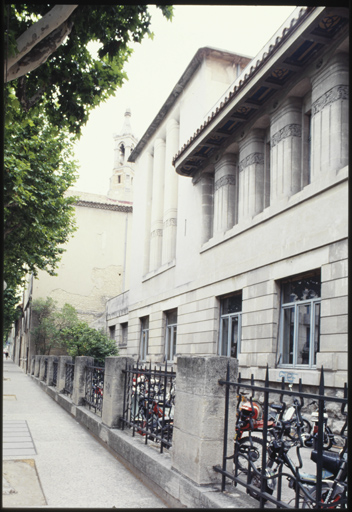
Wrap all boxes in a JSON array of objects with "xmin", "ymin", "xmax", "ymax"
[
  {"xmin": 57, "ymin": 356, "xmax": 73, "ymax": 393},
  {"xmin": 102, "ymin": 356, "xmax": 134, "ymax": 429},
  {"xmin": 39, "ymin": 355, "xmax": 48, "ymax": 381},
  {"xmin": 46, "ymin": 356, "xmax": 58, "ymax": 386},
  {"xmin": 30, "ymin": 356, "xmax": 36, "ymax": 375},
  {"xmin": 34, "ymin": 355, "xmax": 42, "ymax": 378},
  {"xmin": 72, "ymin": 356, "xmax": 94, "ymax": 406},
  {"xmin": 171, "ymin": 356, "xmax": 238, "ymax": 486}
]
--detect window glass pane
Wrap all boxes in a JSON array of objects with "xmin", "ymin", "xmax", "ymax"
[
  {"xmin": 141, "ymin": 316, "xmax": 149, "ymax": 330},
  {"xmin": 313, "ymin": 303, "xmax": 320, "ymax": 365},
  {"xmin": 167, "ymin": 309, "xmax": 177, "ymax": 325},
  {"xmin": 282, "ymin": 307, "xmax": 294, "ymax": 365},
  {"xmin": 222, "ymin": 295, "xmax": 242, "ymax": 314},
  {"xmin": 297, "ymin": 304, "xmax": 311, "ymax": 365},
  {"xmin": 283, "ymin": 276, "xmax": 321, "ymax": 303},
  {"xmin": 220, "ymin": 317, "xmax": 229, "ymax": 356},
  {"xmin": 230, "ymin": 316, "xmax": 239, "ymax": 358}
]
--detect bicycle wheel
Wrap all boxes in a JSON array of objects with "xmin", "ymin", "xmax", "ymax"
[{"xmin": 236, "ymin": 436, "xmax": 266, "ymax": 473}]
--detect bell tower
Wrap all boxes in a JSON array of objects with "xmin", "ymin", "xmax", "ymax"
[{"xmin": 108, "ymin": 108, "xmax": 138, "ymax": 201}]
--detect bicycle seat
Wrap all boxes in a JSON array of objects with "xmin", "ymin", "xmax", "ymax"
[{"xmin": 271, "ymin": 404, "xmax": 284, "ymax": 411}]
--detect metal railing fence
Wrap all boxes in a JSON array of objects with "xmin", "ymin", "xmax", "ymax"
[
  {"xmin": 121, "ymin": 359, "xmax": 176, "ymax": 453},
  {"xmin": 214, "ymin": 365, "xmax": 348, "ymax": 509},
  {"xmin": 43, "ymin": 359, "xmax": 48, "ymax": 381},
  {"xmin": 84, "ymin": 365, "xmax": 105, "ymax": 416},
  {"xmin": 63, "ymin": 362, "xmax": 75, "ymax": 396}
]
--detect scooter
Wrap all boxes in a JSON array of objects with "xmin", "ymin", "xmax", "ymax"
[{"xmin": 301, "ymin": 400, "xmax": 335, "ymax": 450}]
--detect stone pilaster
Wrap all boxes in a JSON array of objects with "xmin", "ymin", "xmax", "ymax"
[
  {"xmin": 238, "ymin": 130, "xmax": 265, "ymax": 221},
  {"xmin": 199, "ymin": 173, "xmax": 214, "ymax": 244},
  {"xmin": 311, "ymin": 52, "xmax": 349, "ymax": 180},
  {"xmin": 149, "ymin": 138, "xmax": 166, "ymax": 271},
  {"xmin": 270, "ymin": 98, "xmax": 302, "ymax": 202},
  {"xmin": 162, "ymin": 118, "xmax": 179, "ymax": 265},
  {"xmin": 214, "ymin": 153, "xmax": 238, "ymax": 234}
]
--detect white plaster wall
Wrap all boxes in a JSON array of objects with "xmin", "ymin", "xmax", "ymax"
[{"xmin": 32, "ymin": 203, "xmax": 132, "ymax": 324}]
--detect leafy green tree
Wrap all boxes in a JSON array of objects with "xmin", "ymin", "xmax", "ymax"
[
  {"xmin": 30, "ymin": 297, "xmax": 60, "ymax": 355},
  {"xmin": 3, "ymin": 90, "xmax": 78, "ymax": 293},
  {"xmin": 60, "ymin": 323, "xmax": 119, "ymax": 365},
  {"xmin": 4, "ymin": 4, "xmax": 173, "ymax": 134},
  {"xmin": 30, "ymin": 298, "xmax": 118, "ymax": 363}
]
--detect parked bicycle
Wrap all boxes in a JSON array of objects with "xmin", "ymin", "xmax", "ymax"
[
  {"xmin": 301, "ymin": 400, "xmax": 335, "ymax": 450},
  {"xmin": 241, "ymin": 398, "xmax": 348, "ymax": 508}
]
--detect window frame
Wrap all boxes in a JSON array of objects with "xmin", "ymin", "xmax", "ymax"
[
  {"xmin": 165, "ymin": 309, "xmax": 177, "ymax": 362},
  {"xmin": 279, "ymin": 274, "xmax": 321, "ymax": 369},
  {"xmin": 218, "ymin": 294, "xmax": 242, "ymax": 358},
  {"xmin": 140, "ymin": 316, "xmax": 149, "ymax": 361}
]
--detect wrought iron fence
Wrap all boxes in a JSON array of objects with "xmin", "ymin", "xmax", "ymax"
[
  {"xmin": 43, "ymin": 359, "xmax": 48, "ymax": 381},
  {"xmin": 84, "ymin": 365, "xmax": 105, "ymax": 416},
  {"xmin": 63, "ymin": 362, "xmax": 75, "ymax": 397},
  {"xmin": 121, "ymin": 359, "xmax": 176, "ymax": 453},
  {"xmin": 52, "ymin": 361, "xmax": 58, "ymax": 387},
  {"xmin": 214, "ymin": 365, "xmax": 348, "ymax": 509}
]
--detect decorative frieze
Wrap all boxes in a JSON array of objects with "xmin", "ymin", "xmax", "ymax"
[
  {"xmin": 311, "ymin": 84, "xmax": 349, "ymax": 116},
  {"xmin": 270, "ymin": 124, "xmax": 301, "ymax": 148},
  {"xmin": 215, "ymin": 174, "xmax": 237, "ymax": 191},
  {"xmin": 239, "ymin": 152, "xmax": 264, "ymax": 172}
]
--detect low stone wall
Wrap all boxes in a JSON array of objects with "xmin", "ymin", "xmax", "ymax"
[{"xmin": 29, "ymin": 354, "xmax": 256, "ymax": 509}]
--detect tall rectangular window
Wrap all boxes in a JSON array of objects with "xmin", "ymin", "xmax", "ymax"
[
  {"xmin": 280, "ymin": 271, "xmax": 321, "ymax": 368},
  {"xmin": 165, "ymin": 309, "xmax": 177, "ymax": 362},
  {"xmin": 109, "ymin": 325, "xmax": 116, "ymax": 341},
  {"xmin": 120, "ymin": 322, "xmax": 128, "ymax": 346},
  {"xmin": 219, "ymin": 293, "xmax": 242, "ymax": 358},
  {"xmin": 140, "ymin": 316, "xmax": 149, "ymax": 361}
]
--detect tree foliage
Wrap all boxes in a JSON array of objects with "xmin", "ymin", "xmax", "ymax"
[
  {"xmin": 4, "ymin": 4, "xmax": 173, "ymax": 134},
  {"xmin": 3, "ymin": 89, "xmax": 78, "ymax": 292},
  {"xmin": 30, "ymin": 297, "xmax": 118, "ymax": 363}
]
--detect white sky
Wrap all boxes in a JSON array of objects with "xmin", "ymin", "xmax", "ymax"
[{"xmin": 73, "ymin": 5, "xmax": 297, "ymax": 195}]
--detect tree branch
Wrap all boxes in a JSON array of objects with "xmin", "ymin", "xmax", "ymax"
[
  {"xmin": 6, "ymin": 19, "xmax": 75, "ymax": 83},
  {"xmin": 5, "ymin": 4, "xmax": 78, "ymax": 83}
]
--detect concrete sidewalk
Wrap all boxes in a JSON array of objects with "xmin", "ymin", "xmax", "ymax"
[{"xmin": 2, "ymin": 359, "xmax": 168, "ymax": 508}]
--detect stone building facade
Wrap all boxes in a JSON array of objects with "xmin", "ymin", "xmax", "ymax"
[{"xmin": 107, "ymin": 6, "xmax": 348, "ymax": 394}]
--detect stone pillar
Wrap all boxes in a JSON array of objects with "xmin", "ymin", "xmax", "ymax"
[
  {"xmin": 72, "ymin": 356, "xmax": 94, "ymax": 406},
  {"xmin": 238, "ymin": 129, "xmax": 265, "ymax": 222},
  {"xmin": 102, "ymin": 356, "xmax": 135, "ymax": 428},
  {"xmin": 39, "ymin": 355, "xmax": 48, "ymax": 381},
  {"xmin": 199, "ymin": 173, "xmax": 214, "ymax": 244},
  {"xmin": 57, "ymin": 356, "xmax": 73, "ymax": 393},
  {"xmin": 270, "ymin": 98, "xmax": 302, "ymax": 203},
  {"xmin": 30, "ymin": 356, "xmax": 36, "ymax": 375},
  {"xmin": 149, "ymin": 138, "xmax": 166, "ymax": 272},
  {"xmin": 143, "ymin": 150, "xmax": 154, "ymax": 276},
  {"xmin": 47, "ymin": 356, "xmax": 58, "ymax": 386},
  {"xmin": 214, "ymin": 153, "xmax": 238, "ymax": 235},
  {"xmin": 34, "ymin": 355, "xmax": 42, "ymax": 378},
  {"xmin": 311, "ymin": 52, "xmax": 349, "ymax": 180},
  {"xmin": 171, "ymin": 356, "xmax": 238, "ymax": 486},
  {"xmin": 162, "ymin": 118, "xmax": 179, "ymax": 265}
]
